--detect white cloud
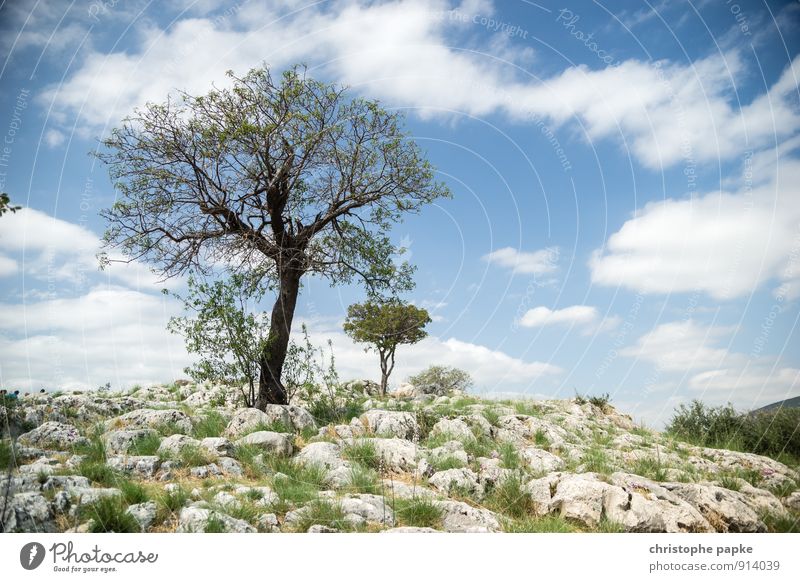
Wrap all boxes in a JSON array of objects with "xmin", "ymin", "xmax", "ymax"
[
  {"xmin": 0, "ymin": 207, "xmax": 179, "ymax": 291},
  {"xmin": 0, "ymin": 255, "xmax": 18, "ymax": 277},
  {"xmin": 483, "ymin": 246, "xmax": 559, "ymax": 275},
  {"xmin": 40, "ymin": 1, "xmax": 800, "ymax": 169},
  {"xmin": 44, "ymin": 129, "xmax": 66, "ymax": 148},
  {"xmin": 519, "ymin": 305, "xmax": 597, "ymax": 328},
  {"xmin": 621, "ymin": 320, "xmax": 736, "ymax": 372},
  {"xmin": 590, "ymin": 153, "xmax": 800, "ymax": 299}
]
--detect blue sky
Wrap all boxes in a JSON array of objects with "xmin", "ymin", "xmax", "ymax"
[{"xmin": 0, "ymin": 0, "xmax": 798, "ymax": 427}]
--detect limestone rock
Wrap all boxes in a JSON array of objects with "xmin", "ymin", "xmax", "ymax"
[
  {"xmin": 235, "ymin": 431, "xmax": 293, "ymax": 456},
  {"xmin": 360, "ymin": 410, "xmax": 418, "ymax": 439},
  {"xmin": 18, "ymin": 422, "xmax": 86, "ymax": 450}
]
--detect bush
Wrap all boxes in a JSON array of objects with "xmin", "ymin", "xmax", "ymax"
[
  {"xmin": 409, "ymin": 365, "xmax": 473, "ymax": 396},
  {"xmin": 666, "ymin": 400, "xmax": 800, "ymax": 462},
  {"xmin": 588, "ymin": 393, "xmax": 611, "ymax": 410}
]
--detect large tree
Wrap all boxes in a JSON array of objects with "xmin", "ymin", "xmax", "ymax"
[
  {"xmin": 98, "ymin": 65, "xmax": 449, "ymax": 408},
  {"xmin": 343, "ymin": 299, "xmax": 430, "ymax": 396}
]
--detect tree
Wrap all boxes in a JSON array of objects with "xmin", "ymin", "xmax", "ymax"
[
  {"xmin": 409, "ymin": 365, "xmax": 472, "ymax": 396},
  {"xmin": 167, "ymin": 274, "xmax": 269, "ymax": 407},
  {"xmin": 343, "ymin": 299, "xmax": 430, "ymax": 396},
  {"xmin": 0, "ymin": 193, "xmax": 20, "ymax": 218},
  {"xmin": 98, "ymin": 64, "xmax": 450, "ymax": 408}
]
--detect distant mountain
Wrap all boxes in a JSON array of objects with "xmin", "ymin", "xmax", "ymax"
[{"xmin": 752, "ymin": 396, "xmax": 800, "ymax": 414}]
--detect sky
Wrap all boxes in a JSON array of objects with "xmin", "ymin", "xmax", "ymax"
[{"xmin": 0, "ymin": 0, "xmax": 798, "ymax": 427}]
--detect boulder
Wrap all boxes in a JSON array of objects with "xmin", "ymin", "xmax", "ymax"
[
  {"xmin": 223, "ymin": 407, "xmax": 292, "ymax": 439},
  {"xmin": 106, "ymin": 409, "xmax": 192, "ymax": 434},
  {"xmin": 235, "ymin": 431, "xmax": 293, "ymax": 456},
  {"xmin": 340, "ymin": 494, "xmax": 394, "ymax": 526},
  {"xmin": 429, "ymin": 468, "xmax": 482, "ymax": 497},
  {"xmin": 519, "ymin": 447, "xmax": 565, "ymax": 473},
  {"xmin": 366, "ymin": 438, "xmax": 419, "ymax": 472},
  {"xmin": 662, "ymin": 482, "xmax": 767, "ymax": 532},
  {"xmin": 430, "ymin": 418, "xmax": 474, "ymax": 441},
  {"xmin": 158, "ymin": 434, "xmax": 202, "ymax": 456},
  {"xmin": 360, "ymin": 410, "xmax": 418, "ymax": 439},
  {"xmin": 106, "ymin": 455, "xmax": 161, "ymax": 479},
  {"xmin": 200, "ymin": 437, "xmax": 235, "ymax": 457},
  {"xmin": 103, "ymin": 429, "xmax": 159, "ymax": 454},
  {"xmin": 176, "ymin": 506, "xmax": 256, "ymax": 533},
  {"xmin": 0, "ymin": 492, "xmax": 56, "ymax": 532},
  {"xmin": 434, "ymin": 500, "xmax": 500, "ymax": 532},
  {"xmin": 296, "ymin": 442, "xmax": 347, "ymax": 471},
  {"xmin": 18, "ymin": 422, "xmax": 86, "ymax": 450},
  {"xmin": 126, "ymin": 502, "xmax": 157, "ymax": 532}
]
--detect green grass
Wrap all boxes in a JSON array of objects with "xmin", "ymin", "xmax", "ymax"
[
  {"xmin": 498, "ymin": 442, "xmax": 521, "ymax": 470},
  {"xmin": 580, "ymin": 447, "xmax": 613, "ymax": 475},
  {"xmin": 191, "ymin": 411, "xmax": 228, "ymax": 439},
  {"xmin": 154, "ymin": 421, "xmax": 186, "ymax": 437},
  {"xmin": 154, "ymin": 486, "xmax": 190, "ymax": 523},
  {"xmin": 344, "ymin": 466, "xmax": 382, "ymax": 495},
  {"xmin": 718, "ymin": 472, "xmax": 742, "ymax": 492},
  {"xmin": 429, "ymin": 455, "xmax": 467, "ymax": 472},
  {"xmin": 588, "ymin": 393, "xmax": 611, "ymax": 410},
  {"xmin": 178, "ymin": 444, "xmax": 216, "ymax": 467},
  {"xmin": 78, "ymin": 460, "xmax": 121, "ymax": 487},
  {"xmin": 0, "ymin": 439, "xmax": 14, "ymax": 470},
  {"xmin": 234, "ymin": 444, "xmax": 267, "ymax": 479},
  {"xmin": 482, "ymin": 408, "xmax": 501, "ymax": 427},
  {"xmin": 513, "ymin": 401, "xmax": 544, "ymax": 417},
  {"xmin": 248, "ymin": 420, "xmax": 294, "ymax": 435},
  {"xmin": 341, "ymin": 440, "xmax": 380, "ymax": 470},
  {"xmin": 128, "ymin": 433, "xmax": 162, "ymax": 456},
  {"xmin": 533, "ymin": 429, "xmax": 550, "ymax": 450},
  {"xmin": 630, "ymin": 456, "xmax": 668, "ymax": 482},
  {"xmin": 79, "ymin": 496, "xmax": 140, "ymax": 533},
  {"xmin": 767, "ymin": 479, "xmax": 797, "ymax": 498},
  {"xmin": 118, "ymin": 479, "xmax": 150, "ymax": 505},
  {"xmin": 73, "ymin": 430, "xmax": 107, "ymax": 463},
  {"xmin": 392, "ymin": 497, "xmax": 443, "ymax": 528},
  {"xmin": 597, "ymin": 517, "xmax": 626, "ymax": 532},
  {"xmin": 269, "ymin": 461, "xmax": 327, "ymax": 505},
  {"xmin": 503, "ymin": 514, "xmax": 577, "ymax": 532},
  {"xmin": 462, "ymin": 434, "xmax": 495, "ymax": 459},
  {"xmin": 630, "ymin": 425, "xmax": 651, "ymax": 438},
  {"xmin": 204, "ymin": 514, "xmax": 226, "ymax": 533},
  {"xmin": 290, "ymin": 499, "xmax": 350, "ymax": 532},
  {"xmin": 761, "ymin": 510, "xmax": 800, "ymax": 533},
  {"xmin": 485, "ymin": 475, "xmax": 536, "ymax": 519}
]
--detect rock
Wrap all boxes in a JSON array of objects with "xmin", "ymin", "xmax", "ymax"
[
  {"xmin": 126, "ymin": 502, "xmax": 157, "ymax": 532},
  {"xmin": 106, "ymin": 409, "xmax": 192, "ymax": 434},
  {"xmin": 430, "ymin": 418, "xmax": 474, "ymax": 441},
  {"xmin": 19, "ymin": 459, "xmax": 60, "ymax": 475},
  {"xmin": 427, "ymin": 445, "xmax": 469, "ymax": 467},
  {"xmin": 103, "ymin": 429, "xmax": 160, "ymax": 454},
  {"xmin": 475, "ymin": 457, "xmax": 512, "ymax": 488},
  {"xmin": 736, "ymin": 482, "xmax": 788, "ymax": 517},
  {"xmin": 785, "ymin": 491, "xmax": 800, "ymax": 511},
  {"xmin": 257, "ymin": 513, "xmax": 280, "ymax": 532},
  {"xmin": 223, "ymin": 407, "xmax": 292, "ymax": 439},
  {"xmin": 213, "ymin": 492, "xmax": 239, "ymax": 509},
  {"xmin": 366, "ymin": 438, "xmax": 419, "ymax": 472},
  {"xmin": 307, "ymin": 524, "xmax": 339, "ymax": 533},
  {"xmin": 107, "ymin": 455, "xmax": 161, "ymax": 479},
  {"xmin": 1, "ymin": 492, "xmax": 56, "ymax": 532},
  {"xmin": 158, "ymin": 434, "xmax": 202, "ymax": 456},
  {"xmin": 235, "ymin": 431, "xmax": 293, "ymax": 456},
  {"xmin": 18, "ymin": 422, "xmax": 86, "ymax": 450},
  {"xmin": 382, "ymin": 526, "xmax": 441, "ymax": 532},
  {"xmin": 519, "ymin": 447, "xmax": 565, "ymax": 473},
  {"xmin": 662, "ymin": 483, "xmax": 766, "ymax": 532},
  {"xmin": 429, "ymin": 468, "xmax": 482, "ymax": 497},
  {"xmin": 217, "ymin": 457, "xmax": 244, "ymax": 477},
  {"xmin": 232, "ymin": 485, "xmax": 279, "ymax": 506},
  {"xmin": 176, "ymin": 506, "xmax": 257, "ymax": 533},
  {"xmin": 434, "ymin": 500, "xmax": 500, "ymax": 532},
  {"xmin": 297, "ymin": 442, "xmax": 347, "ymax": 470},
  {"xmin": 495, "ymin": 415, "xmax": 569, "ymax": 450},
  {"xmin": 190, "ymin": 464, "xmax": 222, "ymax": 479},
  {"xmin": 380, "ymin": 480, "xmax": 436, "ymax": 500},
  {"xmin": 340, "ymin": 494, "xmax": 394, "ymax": 526},
  {"xmin": 286, "ymin": 406, "xmax": 317, "ymax": 432},
  {"xmin": 200, "ymin": 437, "xmax": 235, "ymax": 457},
  {"xmin": 360, "ymin": 410, "xmax": 418, "ymax": 439}
]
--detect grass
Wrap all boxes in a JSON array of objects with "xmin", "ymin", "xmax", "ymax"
[
  {"xmin": 191, "ymin": 411, "xmax": 228, "ymax": 439},
  {"xmin": 249, "ymin": 420, "xmax": 294, "ymax": 435},
  {"xmin": 630, "ymin": 456, "xmax": 668, "ymax": 482},
  {"xmin": 154, "ymin": 421, "xmax": 186, "ymax": 437},
  {"xmin": 0, "ymin": 439, "xmax": 14, "ymax": 470},
  {"xmin": 513, "ymin": 401, "xmax": 544, "ymax": 417},
  {"xmin": 503, "ymin": 514, "xmax": 577, "ymax": 532},
  {"xmin": 204, "ymin": 514, "xmax": 227, "ymax": 533},
  {"xmin": 392, "ymin": 497, "xmax": 443, "ymax": 528},
  {"xmin": 341, "ymin": 440, "xmax": 380, "ymax": 470},
  {"xmin": 597, "ymin": 517, "xmax": 626, "ymax": 532},
  {"xmin": 344, "ymin": 465, "xmax": 382, "ymax": 495},
  {"xmin": 290, "ymin": 498, "xmax": 352, "ymax": 532},
  {"xmin": 462, "ymin": 434, "xmax": 496, "ymax": 459},
  {"xmin": 533, "ymin": 429, "xmax": 550, "ymax": 449},
  {"xmin": 178, "ymin": 444, "xmax": 217, "ymax": 468},
  {"xmin": 73, "ymin": 429, "xmax": 107, "ymax": 463},
  {"xmin": 580, "ymin": 447, "xmax": 613, "ymax": 475},
  {"xmin": 482, "ymin": 408, "xmax": 501, "ymax": 427},
  {"xmin": 429, "ymin": 455, "xmax": 467, "ymax": 472},
  {"xmin": 761, "ymin": 510, "xmax": 800, "ymax": 533},
  {"xmin": 234, "ymin": 444, "xmax": 267, "ymax": 478},
  {"xmin": 498, "ymin": 442, "xmax": 521, "ymax": 470},
  {"xmin": 588, "ymin": 393, "xmax": 611, "ymax": 410},
  {"xmin": 78, "ymin": 460, "xmax": 121, "ymax": 487},
  {"xmin": 269, "ymin": 460, "xmax": 327, "ymax": 505},
  {"xmin": 485, "ymin": 475, "xmax": 536, "ymax": 519},
  {"xmin": 154, "ymin": 486, "xmax": 190, "ymax": 524},
  {"xmin": 767, "ymin": 479, "xmax": 797, "ymax": 498},
  {"xmin": 128, "ymin": 433, "xmax": 162, "ymax": 456},
  {"xmin": 79, "ymin": 496, "xmax": 140, "ymax": 533},
  {"xmin": 718, "ymin": 472, "xmax": 742, "ymax": 492},
  {"xmin": 118, "ymin": 479, "xmax": 150, "ymax": 505}
]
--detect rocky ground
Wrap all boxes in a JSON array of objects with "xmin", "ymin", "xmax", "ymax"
[{"xmin": 1, "ymin": 381, "xmax": 798, "ymax": 533}]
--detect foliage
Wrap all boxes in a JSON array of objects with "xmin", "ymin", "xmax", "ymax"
[
  {"xmin": 344, "ymin": 299, "xmax": 430, "ymax": 395},
  {"xmin": 485, "ymin": 474, "xmax": 536, "ymax": 519},
  {"xmin": 588, "ymin": 393, "xmax": 611, "ymax": 410},
  {"xmin": 502, "ymin": 514, "xmax": 577, "ymax": 533},
  {"xmin": 79, "ymin": 496, "xmax": 140, "ymax": 533},
  {"xmin": 666, "ymin": 400, "xmax": 800, "ymax": 462},
  {"xmin": 191, "ymin": 411, "xmax": 228, "ymax": 439},
  {"xmin": 98, "ymin": 64, "xmax": 450, "ymax": 407},
  {"xmin": 0, "ymin": 193, "xmax": 20, "ymax": 217},
  {"xmin": 168, "ymin": 274, "xmax": 270, "ymax": 407},
  {"xmin": 392, "ymin": 497, "xmax": 443, "ymax": 528},
  {"xmin": 341, "ymin": 440, "xmax": 381, "ymax": 471},
  {"xmin": 0, "ymin": 439, "xmax": 13, "ymax": 470},
  {"xmin": 409, "ymin": 365, "xmax": 473, "ymax": 396}
]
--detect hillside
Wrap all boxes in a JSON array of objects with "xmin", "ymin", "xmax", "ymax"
[
  {"xmin": 1, "ymin": 381, "xmax": 798, "ymax": 533},
  {"xmin": 752, "ymin": 396, "xmax": 800, "ymax": 414}
]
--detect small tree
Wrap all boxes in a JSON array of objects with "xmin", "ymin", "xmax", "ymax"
[
  {"xmin": 167, "ymin": 274, "xmax": 269, "ymax": 407},
  {"xmin": 0, "ymin": 193, "xmax": 20, "ymax": 218},
  {"xmin": 343, "ymin": 300, "xmax": 430, "ymax": 396},
  {"xmin": 409, "ymin": 365, "xmax": 472, "ymax": 396}
]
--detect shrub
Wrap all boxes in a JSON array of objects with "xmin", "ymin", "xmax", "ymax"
[
  {"xmin": 409, "ymin": 365, "xmax": 472, "ymax": 396},
  {"xmin": 79, "ymin": 496, "xmax": 140, "ymax": 533},
  {"xmin": 588, "ymin": 393, "xmax": 611, "ymax": 410}
]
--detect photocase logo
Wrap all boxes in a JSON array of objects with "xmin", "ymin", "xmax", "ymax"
[{"xmin": 20, "ymin": 542, "xmax": 46, "ymax": 570}]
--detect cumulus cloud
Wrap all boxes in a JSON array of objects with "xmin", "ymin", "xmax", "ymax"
[
  {"xmin": 519, "ymin": 305, "xmax": 597, "ymax": 328},
  {"xmin": 590, "ymin": 152, "xmax": 800, "ymax": 299},
  {"xmin": 483, "ymin": 246, "xmax": 559, "ymax": 275},
  {"xmin": 39, "ymin": 0, "xmax": 800, "ymax": 169},
  {"xmin": 0, "ymin": 255, "xmax": 18, "ymax": 277}
]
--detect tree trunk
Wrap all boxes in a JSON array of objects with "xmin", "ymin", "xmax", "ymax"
[
  {"xmin": 378, "ymin": 348, "xmax": 396, "ymax": 398},
  {"xmin": 256, "ymin": 266, "xmax": 302, "ymax": 409}
]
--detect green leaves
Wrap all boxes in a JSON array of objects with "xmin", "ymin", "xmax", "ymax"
[{"xmin": 343, "ymin": 299, "xmax": 430, "ymax": 352}]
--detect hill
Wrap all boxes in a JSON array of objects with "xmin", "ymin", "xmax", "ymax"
[{"xmin": 753, "ymin": 395, "xmax": 800, "ymax": 413}]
